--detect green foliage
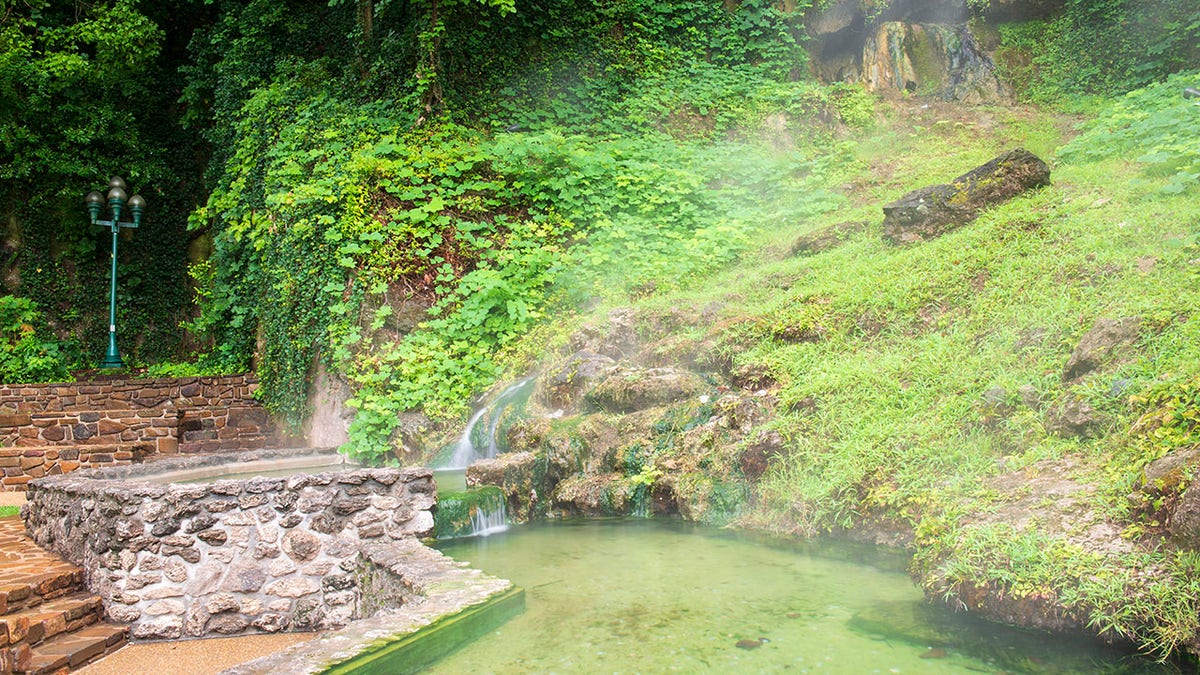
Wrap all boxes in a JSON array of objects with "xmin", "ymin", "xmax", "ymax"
[
  {"xmin": 0, "ymin": 0, "xmax": 202, "ymax": 367},
  {"xmin": 1128, "ymin": 375, "xmax": 1200, "ymax": 464},
  {"xmin": 996, "ymin": 0, "xmax": 1200, "ymax": 101},
  {"xmin": 1058, "ymin": 71, "xmax": 1200, "ymax": 194},
  {"xmin": 916, "ymin": 524, "xmax": 1200, "ymax": 659},
  {"xmin": 0, "ymin": 506, "xmax": 18, "ymax": 519},
  {"xmin": 0, "ymin": 296, "xmax": 68, "ymax": 384},
  {"xmin": 186, "ymin": 5, "xmax": 852, "ymax": 457}
]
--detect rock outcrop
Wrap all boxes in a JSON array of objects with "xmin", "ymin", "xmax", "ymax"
[
  {"xmin": 805, "ymin": 0, "xmax": 1016, "ymax": 103},
  {"xmin": 882, "ymin": 148, "xmax": 1050, "ymax": 244},
  {"xmin": 1062, "ymin": 317, "xmax": 1141, "ymax": 382},
  {"xmin": 862, "ymin": 22, "xmax": 1011, "ymax": 102}
]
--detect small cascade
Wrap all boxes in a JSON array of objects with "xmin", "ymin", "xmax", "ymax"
[
  {"xmin": 444, "ymin": 376, "xmax": 536, "ymax": 469},
  {"xmin": 467, "ymin": 498, "xmax": 509, "ymax": 538},
  {"xmin": 433, "ymin": 472, "xmax": 510, "ymax": 540}
]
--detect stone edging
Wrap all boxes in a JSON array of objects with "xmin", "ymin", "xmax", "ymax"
[
  {"xmin": 221, "ymin": 539, "xmax": 518, "ymax": 675},
  {"xmin": 23, "ymin": 449, "xmax": 438, "ymax": 640}
]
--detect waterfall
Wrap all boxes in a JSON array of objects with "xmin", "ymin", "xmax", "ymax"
[
  {"xmin": 443, "ymin": 376, "xmax": 536, "ymax": 469},
  {"xmin": 434, "ymin": 472, "xmax": 510, "ymax": 539},
  {"xmin": 467, "ymin": 498, "xmax": 509, "ymax": 538}
]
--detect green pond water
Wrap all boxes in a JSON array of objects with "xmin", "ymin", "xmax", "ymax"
[{"xmin": 431, "ymin": 519, "xmax": 1170, "ymax": 674}]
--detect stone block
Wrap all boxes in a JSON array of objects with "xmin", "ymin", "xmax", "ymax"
[
  {"xmin": 132, "ymin": 616, "xmax": 183, "ymax": 640},
  {"xmin": 146, "ymin": 599, "xmax": 185, "ymax": 616},
  {"xmin": 0, "ymin": 414, "xmax": 31, "ymax": 427},
  {"xmin": 264, "ymin": 577, "xmax": 319, "ymax": 598},
  {"xmin": 40, "ymin": 425, "xmax": 65, "ymax": 442}
]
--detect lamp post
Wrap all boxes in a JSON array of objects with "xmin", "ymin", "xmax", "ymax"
[{"xmin": 85, "ymin": 176, "xmax": 145, "ymax": 369}]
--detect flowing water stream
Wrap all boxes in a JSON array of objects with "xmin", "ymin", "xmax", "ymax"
[
  {"xmin": 431, "ymin": 519, "xmax": 1169, "ymax": 674},
  {"xmin": 444, "ymin": 377, "xmax": 537, "ymax": 469}
]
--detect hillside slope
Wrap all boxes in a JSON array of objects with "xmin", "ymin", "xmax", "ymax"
[{"xmin": 481, "ymin": 75, "xmax": 1200, "ymax": 658}]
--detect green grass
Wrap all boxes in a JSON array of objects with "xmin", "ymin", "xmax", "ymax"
[{"xmin": 0, "ymin": 505, "xmax": 20, "ymax": 518}]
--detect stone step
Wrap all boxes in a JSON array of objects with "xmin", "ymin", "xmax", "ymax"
[
  {"xmin": 0, "ymin": 568, "xmax": 86, "ymax": 614},
  {"xmin": 1, "ymin": 593, "xmax": 103, "ymax": 650},
  {"xmin": 19, "ymin": 623, "xmax": 128, "ymax": 674}
]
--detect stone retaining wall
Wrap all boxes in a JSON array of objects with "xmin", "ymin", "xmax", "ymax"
[
  {"xmin": 0, "ymin": 375, "xmax": 280, "ymax": 489},
  {"xmin": 23, "ymin": 449, "xmax": 436, "ymax": 640},
  {"xmin": 0, "ymin": 375, "xmax": 260, "ymax": 414}
]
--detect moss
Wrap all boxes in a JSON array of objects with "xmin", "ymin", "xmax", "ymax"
[{"xmin": 434, "ymin": 486, "xmax": 506, "ymax": 539}]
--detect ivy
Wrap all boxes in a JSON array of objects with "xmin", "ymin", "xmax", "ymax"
[{"xmin": 0, "ymin": 296, "xmax": 69, "ymax": 383}]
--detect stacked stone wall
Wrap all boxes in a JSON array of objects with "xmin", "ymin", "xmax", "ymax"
[
  {"xmin": 24, "ymin": 450, "xmax": 436, "ymax": 640},
  {"xmin": 0, "ymin": 375, "xmax": 279, "ymax": 489}
]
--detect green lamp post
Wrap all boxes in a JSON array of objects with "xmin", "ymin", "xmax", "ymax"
[{"xmin": 85, "ymin": 176, "xmax": 145, "ymax": 369}]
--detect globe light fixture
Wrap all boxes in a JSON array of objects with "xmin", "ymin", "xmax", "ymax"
[{"xmin": 85, "ymin": 176, "xmax": 145, "ymax": 369}]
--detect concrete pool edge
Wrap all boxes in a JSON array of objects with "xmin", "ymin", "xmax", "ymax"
[{"xmin": 220, "ymin": 568, "xmax": 523, "ymax": 674}]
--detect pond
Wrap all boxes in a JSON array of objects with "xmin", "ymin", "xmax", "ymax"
[{"xmin": 432, "ymin": 519, "xmax": 1167, "ymax": 674}]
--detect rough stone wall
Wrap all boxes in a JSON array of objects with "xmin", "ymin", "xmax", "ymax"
[
  {"xmin": 0, "ymin": 375, "xmax": 279, "ymax": 489},
  {"xmin": 24, "ymin": 456, "xmax": 436, "ymax": 640}
]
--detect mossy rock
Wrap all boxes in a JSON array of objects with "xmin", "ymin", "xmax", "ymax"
[{"xmin": 587, "ymin": 367, "xmax": 707, "ymax": 413}]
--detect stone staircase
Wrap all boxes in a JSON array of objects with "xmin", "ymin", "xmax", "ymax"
[{"xmin": 0, "ymin": 519, "xmax": 127, "ymax": 673}]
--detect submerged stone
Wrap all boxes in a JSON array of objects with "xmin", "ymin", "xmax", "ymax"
[{"xmin": 735, "ymin": 638, "xmax": 766, "ymax": 649}]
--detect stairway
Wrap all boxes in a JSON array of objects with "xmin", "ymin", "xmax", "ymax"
[{"xmin": 0, "ymin": 518, "xmax": 127, "ymax": 674}]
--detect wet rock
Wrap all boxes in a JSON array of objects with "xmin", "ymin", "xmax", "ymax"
[
  {"xmin": 546, "ymin": 436, "xmax": 587, "ymax": 484},
  {"xmin": 740, "ymin": 429, "xmax": 784, "ymax": 481},
  {"xmin": 735, "ymin": 638, "xmax": 766, "ymax": 649},
  {"xmin": 1062, "ymin": 317, "xmax": 1140, "ymax": 382},
  {"xmin": 790, "ymin": 221, "xmax": 868, "ymax": 256},
  {"xmin": 536, "ymin": 350, "xmax": 617, "ymax": 411},
  {"xmin": 551, "ymin": 474, "xmax": 633, "ymax": 516},
  {"xmin": 882, "ymin": 149, "xmax": 1050, "ymax": 245},
  {"xmin": 587, "ymin": 367, "xmax": 706, "ymax": 413},
  {"xmin": 505, "ymin": 418, "xmax": 550, "ymax": 452},
  {"xmin": 1045, "ymin": 397, "xmax": 1103, "ymax": 438},
  {"xmin": 467, "ymin": 452, "xmax": 540, "ymax": 521}
]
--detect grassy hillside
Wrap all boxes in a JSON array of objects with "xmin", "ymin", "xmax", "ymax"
[{"xmin": 508, "ymin": 73, "xmax": 1200, "ymax": 656}]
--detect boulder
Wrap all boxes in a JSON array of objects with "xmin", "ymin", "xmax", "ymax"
[
  {"xmin": 466, "ymin": 451, "xmax": 540, "ymax": 521},
  {"xmin": 550, "ymin": 474, "xmax": 634, "ymax": 517},
  {"xmin": 1045, "ymin": 397, "xmax": 1103, "ymax": 438},
  {"xmin": 882, "ymin": 148, "xmax": 1050, "ymax": 244},
  {"xmin": 1062, "ymin": 317, "xmax": 1140, "ymax": 382},
  {"xmin": 1165, "ymin": 451, "xmax": 1200, "ymax": 549},
  {"xmin": 587, "ymin": 367, "xmax": 707, "ymax": 413},
  {"xmin": 790, "ymin": 221, "xmax": 868, "ymax": 256}
]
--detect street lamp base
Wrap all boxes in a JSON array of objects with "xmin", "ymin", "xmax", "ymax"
[{"xmin": 99, "ymin": 354, "xmax": 124, "ymax": 369}]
